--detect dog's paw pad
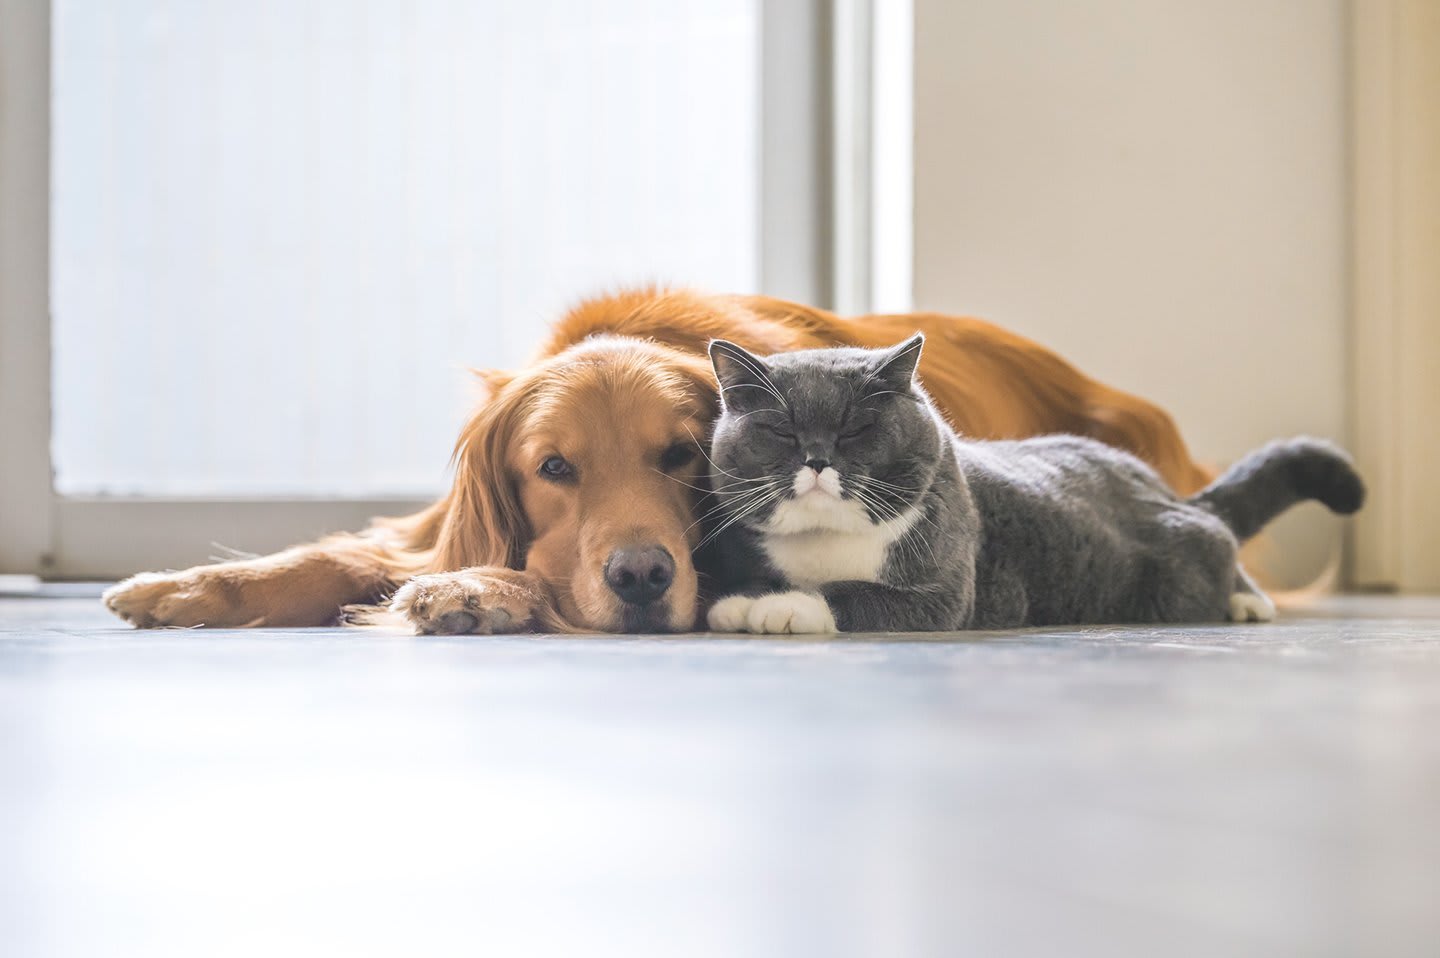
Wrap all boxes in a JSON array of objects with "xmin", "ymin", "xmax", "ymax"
[
  {"xmin": 390, "ymin": 573, "xmax": 531, "ymax": 635},
  {"xmin": 746, "ymin": 591, "xmax": 837, "ymax": 635},
  {"xmin": 1227, "ymin": 591, "xmax": 1276, "ymax": 623},
  {"xmin": 434, "ymin": 611, "xmax": 479, "ymax": 634}
]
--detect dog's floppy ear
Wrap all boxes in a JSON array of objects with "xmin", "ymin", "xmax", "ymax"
[
  {"xmin": 872, "ymin": 333, "xmax": 925, "ymax": 391},
  {"xmin": 708, "ymin": 339, "xmax": 775, "ymax": 406},
  {"xmin": 467, "ymin": 367, "xmax": 514, "ymax": 405},
  {"xmin": 660, "ymin": 350, "xmax": 724, "ymax": 419},
  {"xmin": 433, "ymin": 386, "xmax": 531, "ymax": 571}
]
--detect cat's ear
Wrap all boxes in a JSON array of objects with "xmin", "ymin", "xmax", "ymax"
[
  {"xmin": 873, "ymin": 333, "xmax": 925, "ymax": 390},
  {"xmin": 708, "ymin": 339, "xmax": 772, "ymax": 399}
]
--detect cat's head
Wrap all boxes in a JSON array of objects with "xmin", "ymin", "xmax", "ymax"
[{"xmin": 706, "ymin": 335, "xmax": 944, "ymax": 536}]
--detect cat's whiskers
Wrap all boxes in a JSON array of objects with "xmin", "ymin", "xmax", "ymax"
[
  {"xmin": 683, "ymin": 422, "xmax": 751, "ymax": 483},
  {"xmin": 854, "ymin": 474, "xmax": 920, "ymax": 494},
  {"xmin": 722, "ymin": 382, "xmax": 787, "ymax": 405},
  {"xmin": 683, "ymin": 479, "xmax": 786, "ymax": 538},
  {"xmin": 687, "ymin": 484, "xmax": 770, "ymax": 527},
  {"xmin": 727, "ymin": 405, "xmax": 784, "ymax": 424},
  {"xmin": 714, "ymin": 478, "xmax": 781, "ymax": 493},
  {"xmin": 846, "ymin": 482, "xmax": 903, "ymax": 524},
  {"xmin": 869, "ymin": 478, "xmax": 942, "ymax": 553},
  {"xmin": 652, "ymin": 469, "xmax": 712, "ymax": 494},
  {"xmin": 862, "ymin": 389, "xmax": 914, "ymax": 402},
  {"xmin": 848, "ymin": 476, "xmax": 909, "ymax": 514},
  {"xmin": 723, "ymin": 351, "xmax": 791, "ymax": 410},
  {"xmin": 850, "ymin": 475, "xmax": 942, "ymax": 532},
  {"xmin": 709, "ymin": 473, "xmax": 790, "ymax": 501},
  {"xmin": 696, "ymin": 486, "xmax": 786, "ymax": 550},
  {"xmin": 845, "ymin": 479, "xmax": 939, "ymax": 570},
  {"xmin": 654, "ymin": 468, "xmax": 774, "ymax": 495}
]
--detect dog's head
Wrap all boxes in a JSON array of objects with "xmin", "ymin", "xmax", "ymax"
[{"xmin": 438, "ymin": 337, "xmax": 718, "ymax": 632}]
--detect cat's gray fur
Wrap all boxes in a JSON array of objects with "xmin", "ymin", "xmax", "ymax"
[{"xmin": 703, "ymin": 335, "xmax": 1365, "ymax": 632}]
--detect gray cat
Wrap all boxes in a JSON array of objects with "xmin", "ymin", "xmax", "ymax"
[{"xmin": 701, "ymin": 335, "xmax": 1364, "ymax": 634}]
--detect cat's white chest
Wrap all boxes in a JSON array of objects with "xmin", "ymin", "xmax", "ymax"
[{"xmin": 761, "ymin": 491, "xmax": 920, "ymax": 590}]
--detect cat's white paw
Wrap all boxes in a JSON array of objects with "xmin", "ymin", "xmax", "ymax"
[
  {"xmin": 1227, "ymin": 591, "xmax": 1276, "ymax": 623},
  {"xmin": 746, "ymin": 591, "xmax": 838, "ymax": 635},
  {"xmin": 707, "ymin": 595, "xmax": 755, "ymax": 632}
]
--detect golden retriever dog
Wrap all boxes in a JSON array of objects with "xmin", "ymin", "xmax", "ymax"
[{"xmin": 104, "ymin": 288, "xmax": 1211, "ymax": 634}]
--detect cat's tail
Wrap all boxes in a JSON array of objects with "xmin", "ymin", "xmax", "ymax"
[{"xmin": 1188, "ymin": 437, "xmax": 1365, "ymax": 543}]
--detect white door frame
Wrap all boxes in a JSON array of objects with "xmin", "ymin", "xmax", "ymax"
[
  {"xmin": 0, "ymin": 0, "xmax": 877, "ymax": 579},
  {"xmin": 829, "ymin": 0, "xmax": 913, "ymax": 316},
  {"xmin": 0, "ymin": 0, "xmax": 56, "ymax": 576}
]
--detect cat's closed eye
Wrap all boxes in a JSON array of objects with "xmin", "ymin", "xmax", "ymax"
[
  {"xmin": 839, "ymin": 423, "xmax": 873, "ymax": 441},
  {"xmin": 762, "ymin": 422, "xmax": 796, "ymax": 440}
]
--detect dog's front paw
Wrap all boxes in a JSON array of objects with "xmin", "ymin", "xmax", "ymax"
[
  {"xmin": 389, "ymin": 570, "xmax": 538, "ymax": 635},
  {"xmin": 103, "ymin": 570, "xmax": 248, "ymax": 628}
]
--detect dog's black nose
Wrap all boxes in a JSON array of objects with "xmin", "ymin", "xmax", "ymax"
[
  {"xmin": 805, "ymin": 458, "xmax": 831, "ymax": 472},
  {"xmin": 604, "ymin": 546, "xmax": 675, "ymax": 606}
]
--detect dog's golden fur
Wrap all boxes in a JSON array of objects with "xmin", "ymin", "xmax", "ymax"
[{"xmin": 104, "ymin": 288, "xmax": 1212, "ymax": 633}]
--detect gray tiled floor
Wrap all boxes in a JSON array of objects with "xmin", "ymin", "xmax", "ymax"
[{"xmin": 3, "ymin": 593, "xmax": 1439, "ymax": 957}]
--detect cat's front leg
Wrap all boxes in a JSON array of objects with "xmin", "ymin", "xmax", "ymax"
[
  {"xmin": 820, "ymin": 581, "xmax": 970, "ymax": 633},
  {"xmin": 707, "ymin": 590, "xmax": 837, "ymax": 635},
  {"xmin": 707, "ymin": 582, "xmax": 969, "ymax": 634},
  {"xmin": 1226, "ymin": 565, "xmax": 1276, "ymax": 623}
]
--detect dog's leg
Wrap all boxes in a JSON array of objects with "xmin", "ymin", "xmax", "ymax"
[
  {"xmin": 103, "ymin": 534, "xmax": 398, "ymax": 628},
  {"xmin": 386, "ymin": 567, "xmax": 552, "ymax": 634}
]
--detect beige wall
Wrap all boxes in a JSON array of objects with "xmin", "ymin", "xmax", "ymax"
[
  {"xmin": 1350, "ymin": 0, "xmax": 1440, "ymax": 592},
  {"xmin": 912, "ymin": 0, "xmax": 1349, "ymax": 586}
]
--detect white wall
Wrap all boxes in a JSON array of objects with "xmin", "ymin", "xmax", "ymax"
[{"xmin": 912, "ymin": 0, "xmax": 1349, "ymax": 586}]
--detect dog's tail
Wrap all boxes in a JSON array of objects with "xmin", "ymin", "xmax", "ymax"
[{"xmin": 1188, "ymin": 438, "xmax": 1365, "ymax": 543}]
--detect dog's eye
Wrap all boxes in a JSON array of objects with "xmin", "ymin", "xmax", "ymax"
[
  {"xmin": 538, "ymin": 455, "xmax": 573, "ymax": 481},
  {"xmin": 660, "ymin": 443, "xmax": 697, "ymax": 471}
]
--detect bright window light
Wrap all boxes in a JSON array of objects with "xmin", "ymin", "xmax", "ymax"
[{"xmin": 52, "ymin": 0, "xmax": 759, "ymax": 496}]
